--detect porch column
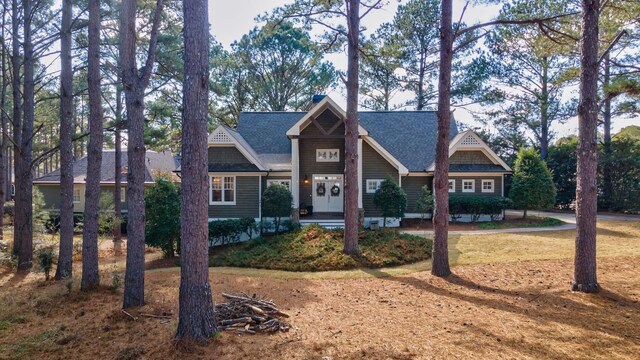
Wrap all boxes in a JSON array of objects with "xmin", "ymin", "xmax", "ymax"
[{"xmin": 291, "ymin": 138, "xmax": 300, "ymax": 224}]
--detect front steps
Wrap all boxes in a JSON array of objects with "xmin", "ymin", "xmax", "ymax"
[{"xmin": 299, "ymin": 219, "xmax": 345, "ymax": 229}]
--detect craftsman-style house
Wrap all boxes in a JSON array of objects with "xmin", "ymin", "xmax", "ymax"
[{"xmin": 205, "ymin": 96, "xmax": 512, "ymax": 227}]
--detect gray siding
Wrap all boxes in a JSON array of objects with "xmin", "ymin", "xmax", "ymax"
[
  {"xmin": 362, "ymin": 141, "xmax": 399, "ymax": 216},
  {"xmin": 402, "ymin": 176, "xmax": 432, "ymax": 213},
  {"xmin": 37, "ymin": 184, "xmax": 127, "ymax": 213},
  {"xmin": 450, "ymin": 150, "xmax": 494, "ymax": 165},
  {"xmin": 208, "ymin": 176, "xmax": 259, "ymax": 218},
  {"xmin": 449, "ymin": 176, "xmax": 503, "ymax": 196},
  {"xmin": 299, "ymin": 110, "xmax": 345, "ymax": 207},
  {"xmin": 38, "ymin": 185, "xmax": 61, "ymax": 211},
  {"xmin": 208, "ymin": 146, "xmax": 250, "ymax": 164}
]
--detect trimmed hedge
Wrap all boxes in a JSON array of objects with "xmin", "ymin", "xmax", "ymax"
[
  {"xmin": 208, "ymin": 217, "xmax": 257, "ymax": 247},
  {"xmin": 449, "ymin": 196, "xmax": 513, "ymax": 222}
]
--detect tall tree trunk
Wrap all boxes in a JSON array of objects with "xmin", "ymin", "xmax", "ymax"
[
  {"xmin": 120, "ymin": 0, "xmax": 163, "ymax": 308},
  {"xmin": 82, "ymin": 0, "xmax": 103, "ymax": 290},
  {"xmin": 113, "ymin": 126, "xmax": 122, "ymax": 256},
  {"xmin": 416, "ymin": 53, "xmax": 425, "ymax": 110},
  {"xmin": 431, "ymin": 0, "xmax": 453, "ymax": 278},
  {"xmin": 601, "ymin": 53, "xmax": 612, "ymax": 211},
  {"xmin": 15, "ymin": 0, "xmax": 34, "ymax": 271},
  {"xmin": 9, "ymin": 0, "xmax": 19, "ymax": 223},
  {"xmin": 343, "ymin": 0, "xmax": 361, "ymax": 256},
  {"xmin": 113, "ymin": 81, "xmax": 123, "ymax": 256},
  {"xmin": 0, "ymin": 0, "xmax": 9, "ymax": 241},
  {"xmin": 175, "ymin": 0, "xmax": 217, "ymax": 342},
  {"xmin": 55, "ymin": 0, "xmax": 74, "ymax": 280},
  {"xmin": 540, "ymin": 58, "xmax": 549, "ymax": 160},
  {"xmin": 572, "ymin": 0, "xmax": 600, "ymax": 293},
  {"xmin": 10, "ymin": 0, "xmax": 20, "ymax": 256}
]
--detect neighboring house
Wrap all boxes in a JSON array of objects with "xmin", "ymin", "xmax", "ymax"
[
  {"xmin": 201, "ymin": 96, "xmax": 512, "ymax": 227},
  {"xmin": 33, "ymin": 150, "xmax": 178, "ymax": 214}
]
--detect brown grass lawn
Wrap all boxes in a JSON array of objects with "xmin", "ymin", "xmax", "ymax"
[{"xmin": 0, "ymin": 220, "xmax": 639, "ymax": 359}]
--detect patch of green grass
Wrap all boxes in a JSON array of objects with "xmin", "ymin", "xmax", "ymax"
[
  {"xmin": 477, "ymin": 216, "xmax": 564, "ymax": 230},
  {"xmin": 208, "ymin": 225, "xmax": 432, "ymax": 272}
]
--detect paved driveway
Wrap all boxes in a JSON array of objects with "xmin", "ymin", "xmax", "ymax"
[
  {"xmin": 505, "ymin": 210, "xmax": 640, "ymax": 224},
  {"xmin": 403, "ymin": 210, "xmax": 638, "ymax": 236}
]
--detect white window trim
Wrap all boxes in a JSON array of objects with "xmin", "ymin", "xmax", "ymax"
[
  {"xmin": 462, "ymin": 179, "xmax": 475, "ymax": 193},
  {"xmin": 73, "ymin": 189, "xmax": 81, "ymax": 203},
  {"xmin": 448, "ymin": 179, "xmax": 455, "ymax": 193},
  {"xmin": 481, "ymin": 179, "xmax": 495, "ymax": 193},
  {"xmin": 209, "ymin": 175, "xmax": 236, "ymax": 205},
  {"xmin": 120, "ymin": 188, "xmax": 126, "ymax": 202},
  {"xmin": 366, "ymin": 179, "xmax": 383, "ymax": 194},
  {"xmin": 266, "ymin": 179, "xmax": 291, "ymax": 190},
  {"xmin": 316, "ymin": 148, "xmax": 340, "ymax": 162}
]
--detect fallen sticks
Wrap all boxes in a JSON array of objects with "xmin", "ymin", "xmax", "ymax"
[{"xmin": 216, "ymin": 293, "xmax": 291, "ymax": 335}]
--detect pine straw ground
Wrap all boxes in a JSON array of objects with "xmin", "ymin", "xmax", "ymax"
[{"xmin": 0, "ymin": 222, "xmax": 639, "ymax": 359}]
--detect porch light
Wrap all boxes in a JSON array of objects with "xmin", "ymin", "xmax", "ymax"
[{"xmin": 303, "ymin": 174, "xmax": 309, "ymax": 184}]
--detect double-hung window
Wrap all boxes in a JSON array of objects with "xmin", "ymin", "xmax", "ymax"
[
  {"xmin": 462, "ymin": 179, "xmax": 475, "ymax": 193},
  {"xmin": 481, "ymin": 179, "xmax": 494, "ymax": 193},
  {"xmin": 210, "ymin": 176, "xmax": 235, "ymax": 205},
  {"xmin": 366, "ymin": 179, "xmax": 383, "ymax": 193},
  {"xmin": 448, "ymin": 180, "xmax": 455, "ymax": 193},
  {"xmin": 73, "ymin": 188, "xmax": 81, "ymax": 203}
]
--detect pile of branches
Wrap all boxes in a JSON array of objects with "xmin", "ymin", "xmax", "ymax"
[{"xmin": 216, "ymin": 293, "xmax": 290, "ymax": 335}]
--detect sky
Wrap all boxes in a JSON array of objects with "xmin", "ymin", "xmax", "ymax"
[{"xmin": 207, "ymin": 0, "xmax": 640, "ymax": 139}]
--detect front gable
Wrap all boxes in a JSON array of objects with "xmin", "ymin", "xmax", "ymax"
[
  {"xmin": 427, "ymin": 130, "xmax": 512, "ymax": 172},
  {"xmin": 286, "ymin": 96, "xmax": 369, "ymax": 137},
  {"xmin": 208, "ymin": 126, "xmax": 266, "ymax": 171}
]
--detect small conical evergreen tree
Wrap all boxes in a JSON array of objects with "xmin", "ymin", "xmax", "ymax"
[{"xmin": 509, "ymin": 148, "xmax": 557, "ymax": 219}]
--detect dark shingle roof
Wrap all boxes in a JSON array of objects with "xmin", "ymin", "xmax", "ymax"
[
  {"xmin": 236, "ymin": 111, "xmax": 457, "ymax": 172},
  {"xmin": 208, "ymin": 163, "xmax": 260, "ymax": 172},
  {"xmin": 449, "ymin": 164, "xmax": 508, "ymax": 172},
  {"xmin": 34, "ymin": 150, "xmax": 178, "ymax": 183},
  {"xmin": 237, "ymin": 112, "xmax": 304, "ymax": 154},
  {"xmin": 359, "ymin": 111, "xmax": 457, "ymax": 171}
]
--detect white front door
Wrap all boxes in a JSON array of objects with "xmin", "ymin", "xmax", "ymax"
[{"xmin": 312, "ymin": 175, "xmax": 344, "ymax": 213}]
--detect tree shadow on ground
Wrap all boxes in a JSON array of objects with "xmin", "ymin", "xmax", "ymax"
[{"xmin": 362, "ymin": 267, "xmax": 639, "ymax": 358}]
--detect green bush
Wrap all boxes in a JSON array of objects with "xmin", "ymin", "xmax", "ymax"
[
  {"xmin": 145, "ymin": 177, "xmax": 181, "ymax": 257},
  {"xmin": 36, "ymin": 247, "xmax": 54, "ymax": 281},
  {"xmin": 509, "ymin": 148, "xmax": 556, "ymax": 218},
  {"xmin": 415, "ymin": 185, "xmax": 434, "ymax": 223},
  {"xmin": 209, "ymin": 218, "xmax": 256, "ymax": 247},
  {"xmin": 449, "ymin": 196, "xmax": 513, "ymax": 223},
  {"xmin": 262, "ymin": 184, "xmax": 292, "ymax": 234},
  {"xmin": 3, "ymin": 201, "xmax": 14, "ymax": 218},
  {"xmin": 373, "ymin": 178, "xmax": 407, "ymax": 227},
  {"xmin": 98, "ymin": 192, "xmax": 118, "ymax": 236},
  {"xmin": 32, "ymin": 187, "xmax": 50, "ymax": 235}
]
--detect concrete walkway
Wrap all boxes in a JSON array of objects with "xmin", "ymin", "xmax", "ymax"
[{"xmin": 402, "ymin": 210, "xmax": 638, "ymax": 236}]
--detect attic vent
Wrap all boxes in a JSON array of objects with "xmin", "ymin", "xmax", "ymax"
[
  {"xmin": 460, "ymin": 134, "xmax": 480, "ymax": 146},
  {"xmin": 211, "ymin": 131, "xmax": 232, "ymax": 144}
]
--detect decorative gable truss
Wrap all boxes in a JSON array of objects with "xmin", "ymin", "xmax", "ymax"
[
  {"xmin": 285, "ymin": 96, "xmax": 369, "ymax": 137},
  {"xmin": 426, "ymin": 130, "xmax": 512, "ymax": 172},
  {"xmin": 208, "ymin": 126, "xmax": 267, "ymax": 171}
]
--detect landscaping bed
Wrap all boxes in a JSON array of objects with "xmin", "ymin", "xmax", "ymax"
[
  {"xmin": 401, "ymin": 215, "xmax": 564, "ymax": 230},
  {"xmin": 208, "ymin": 224, "xmax": 432, "ymax": 271}
]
